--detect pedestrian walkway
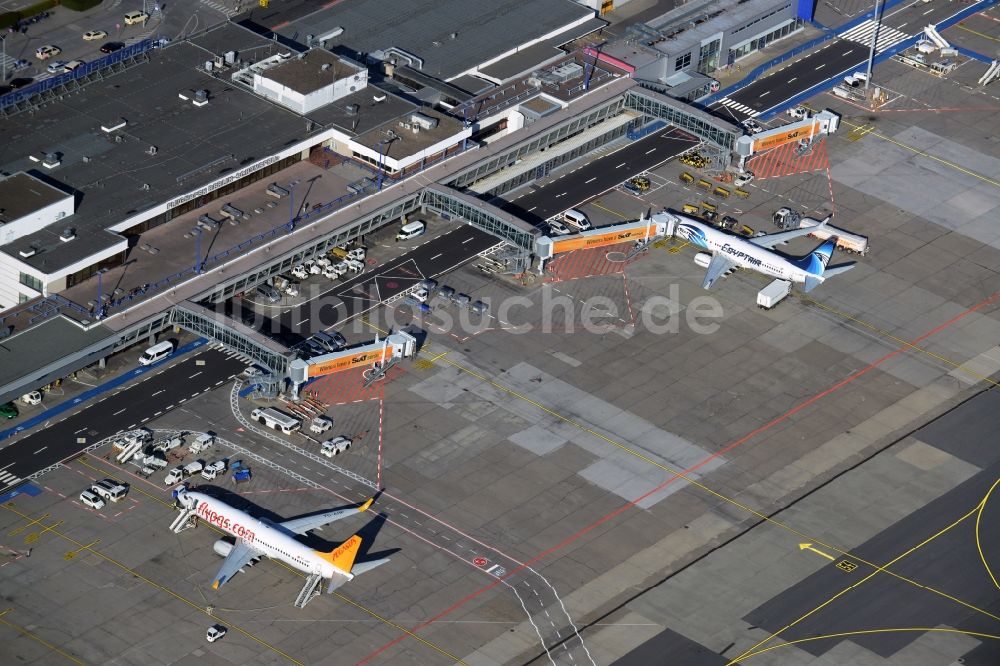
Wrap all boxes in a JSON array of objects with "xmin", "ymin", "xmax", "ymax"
[
  {"xmin": 714, "ymin": 97, "xmax": 761, "ymax": 119},
  {"xmin": 838, "ymin": 18, "xmax": 912, "ymax": 52}
]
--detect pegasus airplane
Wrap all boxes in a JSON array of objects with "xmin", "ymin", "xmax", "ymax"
[
  {"xmin": 668, "ymin": 212, "xmax": 854, "ymax": 291},
  {"xmin": 172, "ymin": 486, "xmax": 389, "ymax": 597}
]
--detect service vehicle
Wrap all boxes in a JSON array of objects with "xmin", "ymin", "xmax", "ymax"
[
  {"xmin": 396, "ymin": 220, "xmax": 426, "ymax": 241},
  {"xmin": 733, "ymin": 171, "xmax": 755, "ymax": 187},
  {"xmin": 35, "ymin": 45, "xmax": 61, "ymax": 60},
  {"xmin": 410, "ymin": 287, "xmax": 429, "ymax": 304},
  {"xmin": 79, "ymin": 490, "xmax": 105, "ymax": 510},
  {"xmin": 313, "ymin": 330, "xmax": 346, "ymax": 351},
  {"xmin": 250, "ymin": 407, "xmax": 301, "ymax": 434},
  {"xmin": 320, "ymin": 436, "xmax": 352, "ymax": 457},
  {"xmin": 152, "ymin": 435, "xmax": 183, "ymax": 453},
  {"xmin": 138, "ymin": 340, "xmax": 174, "ymax": 366},
  {"xmin": 623, "ymin": 176, "xmax": 651, "ymax": 195},
  {"xmin": 272, "ymin": 276, "xmax": 299, "ymax": 297},
  {"xmin": 189, "ymin": 433, "xmax": 215, "ymax": 454},
  {"xmin": 20, "ymin": 391, "xmax": 42, "ymax": 406},
  {"xmin": 256, "ymin": 284, "xmax": 281, "ymax": 303},
  {"xmin": 548, "ymin": 219, "xmax": 572, "ymax": 236},
  {"xmin": 561, "ymin": 209, "xmax": 591, "ymax": 230},
  {"xmin": 123, "ymin": 10, "xmax": 149, "ymax": 25},
  {"xmin": 291, "ymin": 265, "xmax": 309, "ymax": 280},
  {"xmin": 757, "ymin": 279, "xmax": 792, "ymax": 309},
  {"xmin": 454, "ymin": 293, "xmax": 472, "ymax": 309},
  {"xmin": 142, "ymin": 453, "xmax": 168, "ymax": 469},
  {"xmin": 206, "ymin": 626, "xmax": 227, "ymax": 643},
  {"xmin": 164, "ymin": 468, "xmax": 184, "ymax": 485},
  {"xmin": 309, "ymin": 416, "xmax": 333, "ymax": 434},
  {"xmin": 787, "ymin": 105, "xmax": 808, "ymax": 120},
  {"xmin": 418, "ymin": 278, "xmax": 438, "ymax": 291},
  {"xmin": 437, "ymin": 285, "xmax": 456, "ymax": 301},
  {"xmin": 201, "ymin": 460, "xmax": 227, "ymax": 480},
  {"xmin": 182, "ymin": 461, "xmax": 204, "ymax": 477},
  {"xmin": 11, "ymin": 59, "xmax": 30, "ymax": 72},
  {"xmin": 347, "ymin": 247, "xmax": 366, "ymax": 261},
  {"xmin": 92, "ymin": 479, "xmax": 128, "ymax": 502}
]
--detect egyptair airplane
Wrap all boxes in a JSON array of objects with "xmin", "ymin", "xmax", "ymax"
[
  {"xmin": 173, "ymin": 486, "xmax": 389, "ymax": 596},
  {"xmin": 670, "ymin": 212, "xmax": 854, "ymax": 292}
]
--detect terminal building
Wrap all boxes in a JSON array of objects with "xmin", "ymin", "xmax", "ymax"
[
  {"xmin": 0, "ymin": 0, "xmax": 745, "ymax": 403},
  {"xmin": 606, "ymin": 0, "xmax": 808, "ymax": 100}
]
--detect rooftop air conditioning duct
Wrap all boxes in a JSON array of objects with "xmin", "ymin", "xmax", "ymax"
[
  {"xmin": 19, "ymin": 247, "xmax": 36, "ymax": 258},
  {"xmin": 60, "ymin": 228, "xmax": 76, "ymax": 242},
  {"xmin": 193, "ymin": 90, "xmax": 209, "ymax": 106}
]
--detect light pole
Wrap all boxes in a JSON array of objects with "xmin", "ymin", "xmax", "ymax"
[
  {"xmin": 1, "ymin": 35, "xmax": 7, "ymax": 83},
  {"xmin": 864, "ymin": 0, "xmax": 882, "ymax": 91},
  {"xmin": 192, "ymin": 228, "xmax": 202, "ymax": 273},
  {"xmin": 288, "ymin": 183, "xmax": 296, "ymax": 230}
]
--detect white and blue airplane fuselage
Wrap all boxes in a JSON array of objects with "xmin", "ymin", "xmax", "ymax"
[{"xmin": 667, "ymin": 212, "xmax": 853, "ymax": 292}]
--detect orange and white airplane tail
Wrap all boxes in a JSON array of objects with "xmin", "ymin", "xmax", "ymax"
[{"xmin": 316, "ymin": 534, "xmax": 390, "ymax": 593}]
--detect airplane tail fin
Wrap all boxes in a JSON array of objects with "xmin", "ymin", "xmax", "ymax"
[
  {"xmin": 822, "ymin": 263, "xmax": 855, "ymax": 278},
  {"xmin": 794, "ymin": 236, "xmax": 838, "ymax": 275},
  {"xmin": 316, "ymin": 534, "xmax": 363, "ymax": 575}
]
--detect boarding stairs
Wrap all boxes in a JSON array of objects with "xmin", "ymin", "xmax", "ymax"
[{"xmin": 294, "ymin": 574, "xmax": 324, "ymax": 608}]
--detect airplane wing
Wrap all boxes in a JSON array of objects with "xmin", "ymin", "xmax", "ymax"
[
  {"xmin": 211, "ymin": 539, "xmax": 262, "ymax": 590},
  {"xmin": 279, "ymin": 497, "xmax": 374, "ymax": 536},
  {"xmin": 748, "ymin": 226, "xmax": 818, "ymax": 249},
  {"xmin": 702, "ymin": 254, "xmax": 736, "ymax": 290}
]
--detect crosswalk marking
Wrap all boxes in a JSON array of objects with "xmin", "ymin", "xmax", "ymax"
[
  {"xmin": 715, "ymin": 97, "xmax": 761, "ymax": 118},
  {"xmin": 0, "ymin": 471, "xmax": 22, "ymax": 486},
  {"xmin": 199, "ymin": 0, "xmax": 238, "ymax": 16},
  {"xmin": 838, "ymin": 19, "xmax": 911, "ymax": 52}
]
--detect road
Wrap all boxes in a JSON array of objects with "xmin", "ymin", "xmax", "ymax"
[
  {"xmin": 499, "ymin": 126, "xmax": 700, "ymax": 225},
  {"xmin": 0, "ymin": 347, "xmax": 245, "ymax": 492},
  {"xmin": 251, "ymin": 225, "xmax": 499, "ymax": 342},
  {"xmin": 707, "ymin": 0, "xmax": 973, "ymax": 123}
]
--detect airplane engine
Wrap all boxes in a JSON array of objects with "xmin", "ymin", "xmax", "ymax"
[
  {"xmin": 213, "ymin": 539, "xmax": 233, "ymax": 557},
  {"xmin": 694, "ymin": 252, "xmax": 712, "ymax": 268}
]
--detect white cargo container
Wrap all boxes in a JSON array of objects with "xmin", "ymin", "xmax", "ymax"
[{"xmin": 757, "ymin": 280, "xmax": 791, "ymax": 309}]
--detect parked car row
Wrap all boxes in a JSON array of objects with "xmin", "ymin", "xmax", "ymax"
[
  {"xmin": 79, "ymin": 478, "xmax": 129, "ymax": 509},
  {"xmin": 407, "ymin": 279, "xmax": 489, "ymax": 315}
]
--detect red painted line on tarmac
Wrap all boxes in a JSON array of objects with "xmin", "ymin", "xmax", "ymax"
[{"xmin": 354, "ymin": 288, "xmax": 1000, "ymax": 666}]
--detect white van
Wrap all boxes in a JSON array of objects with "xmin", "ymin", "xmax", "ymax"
[
  {"xmin": 561, "ymin": 209, "xmax": 591, "ymax": 230},
  {"xmin": 396, "ymin": 220, "xmax": 426, "ymax": 241},
  {"xmin": 250, "ymin": 407, "xmax": 301, "ymax": 434},
  {"xmin": 139, "ymin": 340, "xmax": 174, "ymax": 366}
]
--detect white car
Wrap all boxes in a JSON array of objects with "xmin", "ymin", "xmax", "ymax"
[
  {"xmin": 46, "ymin": 60, "xmax": 69, "ymax": 74},
  {"xmin": 548, "ymin": 220, "xmax": 571, "ymax": 236},
  {"xmin": 124, "ymin": 10, "xmax": 150, "ymax": 25},
  {"xmin": 320, "ymin": 436, "xmax": 351, "ymax": 457},
  {"xmin": 79, "ymin": 490, "xmax": 105, "ymax": 510},
  {"xmin": 164, "ymin": 468, "xmax": 184, "ymax": 486},
  {"xmin": 411, "ymin": 287, "xmax": 429, "ymax": 303},
  {"xmin": 20, "ymin": 391, "xmax": 42, "ymax": 406},
  {"xmin": 733, "ymin": 171, "xmax": 755, "ymax": 187},
  {"xmin": 201, "ymin": 460, "xmax": 227, "ymax": 480},
  {"xmin": 741, "ymin": 118, "xmax": 763, "ymax": 134}
]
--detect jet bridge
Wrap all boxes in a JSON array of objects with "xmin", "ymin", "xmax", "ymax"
[
  {"xmin": 734, "ymin": 110, "xmax": 840, "ymax": 170},
  {"xmin": 287, "ymin": 330, "xmax": 416, "ymax": 399},
  {"xmin": 535, "ymin": 215, "xmax": 675, "ymax": 273}
]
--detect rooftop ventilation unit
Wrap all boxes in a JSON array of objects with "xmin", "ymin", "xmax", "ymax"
[
  {"xmin": 319, "ymin": 27, "xmax": 344, "ymax": 41},
  {"xmin": 321, "ymin": 63, "xmax": 331, "ymax": 72},
  {"xmin": 193, "ymin": 90, "xmax": 209, "ymax": 106},
  {"xmin": 224, "ymin": 50, "xmax": 237, "ymax": 64},
  {"xmin": 60, "ymin": 228, "xmax": 76, "ymax": 242},
  {"xmin": 205, "ymin": 60, "xmax": 213, "ymax": 72},
  {"xmin": 42, "ymin": 152, "xmax": 61, "ymax": 169},
  {"xmin": 346, "ymin": 104, "xmax": 359, "ymax": 115},
  {"xmin": 373, "ymin": 92, "xmax": 387, "ymax": 103},
  {"xmin": 19, "ymin": 247, "xmax": 36, "ymax": 258},
  {"xmin": 101, "ymin": 118, "xmax": 127, "ymax": 133},
  {"xmin": 409, "ymin": 112, "xmax": 438, "ymax": 130},
  {"xmin": 213, "ymin": 55, "xmax": 224, "ymax": 69},
  {"xmin": 146, "ymin": 145, "xmax": 158, "ymax": 155}
]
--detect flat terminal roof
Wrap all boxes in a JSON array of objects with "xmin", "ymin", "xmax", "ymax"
[
  {"xmin": 268, "ymin": 0, "xmax": 594, "ymax": 81},
  {"xmin": 262, "ymin": 49, "xmax": 363, "ymax": 94},
  {"xmin": 0, "ymin": 315, "xmax": 112, "ymax": 391},
  {"xmin": 305, "ymin": 86, "xmax": 419, "ymax": 136},
  {"xmin": 352, "ymin": 108, "xmax": 466, "ymax": 161},
  {"xmin": 0, "ymin": 23, "xmax": 325, "ymax": 274},
  {"xmin": 0, "ymin": 172, "xmax": 70, "ymax": 225},
  {"xmin": 478, "ymin": 16, "xmax": 608, "ymax": 82}
]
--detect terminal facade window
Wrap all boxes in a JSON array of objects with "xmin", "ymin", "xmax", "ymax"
[
  {"xmin": 18, "ymin": 272, "xmax": 43, "ymax": 293},
  {"xmin": 728, "ymin": 18, "xmax": 802, "ymax": 62},
  {"xmin": 674, "ymin": 52, "xmax": 692, "ymax": 71},
  {"xmin": 698, "ymin": 39, "xmax": 721, "ymax": 75}
]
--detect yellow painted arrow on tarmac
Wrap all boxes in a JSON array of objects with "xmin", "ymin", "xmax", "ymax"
[{"xmin": 799, "ymin": 543, "xmax": 835, "ymax": 561}]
